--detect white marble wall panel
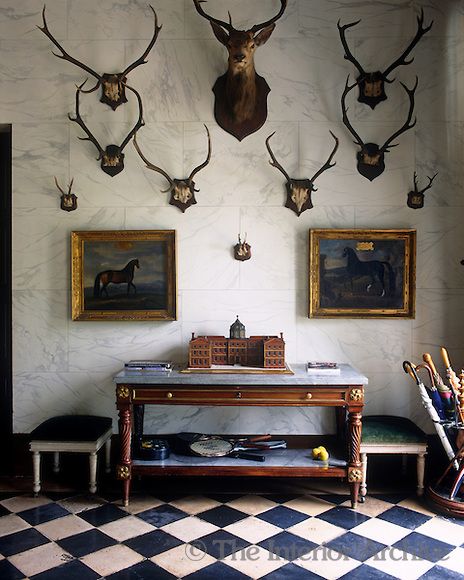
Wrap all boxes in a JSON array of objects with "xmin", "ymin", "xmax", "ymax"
[
  {"xmin": 13, "ymin": 290, "xmax": 68, "ymax": 373},
  {"xmin": 14, "ymin": 372, "xmax": 116, "ymax": 433},
  {"xmin": 13, "ymin": 123, "xmax": 69, "ymax": 207},
  {"xmin": 13, "ymin": 208, "xmax": 125, "ymax": 290},
  {"xmin": 7, "ymin": 0, "xmax": 464, "ymax": 436}
]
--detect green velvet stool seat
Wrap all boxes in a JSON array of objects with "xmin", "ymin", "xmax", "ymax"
[{"xmin": 360, "ymin": 415, "xmax": 427, "ymax": 501}]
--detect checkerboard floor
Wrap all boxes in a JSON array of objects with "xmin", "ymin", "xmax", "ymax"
[{"xmin": 1, "ymin": 489, "xmax": 464, "ymax": 580}]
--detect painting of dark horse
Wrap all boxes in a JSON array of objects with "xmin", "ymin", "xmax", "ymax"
[
  {"xmin": 93, "ymin": 259, "xmax": 140, "ymax": 297},
  {"xmin": 71, "ymin": 230, "xmax": 177, "ymax": 320},
  {"xmin": 309, "ymin": 229, "xmax": 416, "ymax": 318},
  {"xmin": 342, "ymin": 247, "xmax": 395, "ymax": 297}
]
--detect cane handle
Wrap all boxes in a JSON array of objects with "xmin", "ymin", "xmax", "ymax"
[
  {"xmin": 441, "ymin": 347, "xmax": 451, "ymax": 369},
  {"xmin": 423, "ymin": 353, "xmax": 438, "ymax": 375},
  {"xmin": 403, "ymin": 360, "xmax": 419, "ymax": 384}
]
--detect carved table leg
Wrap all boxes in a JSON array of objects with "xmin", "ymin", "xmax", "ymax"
[
  {"xmin": 347, "ymin": 411, "xmax": 363, "ymax": 508},
  {"xmin": 118, "ymin": 406, "xmax": 132, "ymax": 506}
]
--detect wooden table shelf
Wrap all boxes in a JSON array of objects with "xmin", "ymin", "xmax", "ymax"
[{"xmin": 114, "ymin": 363, "xmax": 367, "ymax": 507}]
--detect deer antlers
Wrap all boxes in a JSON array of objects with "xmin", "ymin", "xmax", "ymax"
[
  {"xmin": 265, "ymin": 131, "xmax": 339, "ymax": 216},
  {"xmin": 69, "ymin": 80, "xmax": 145, "ymax": 176},
  {"xmin": 38, "ymin": 5, "xmax": 161, "ymax": 110},
  {"xmin": 407, "ymin": 171, "xmax": 438, "ymax": 209},
  {"xmin": 338, "ymin": 9, "xmax": 432, "ymax": 109},
  {"xmin": 133, "ymin": 125, "xmax": 212, "ymax": 213},
  {"xmin": 341, "ymin": 75, "xmax": 417, "ymax": 180}
]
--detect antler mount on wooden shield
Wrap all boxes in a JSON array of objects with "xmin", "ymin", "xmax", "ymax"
[
  {"xmin": 133, "ymin": 125, "xmax": 212, "ymax": 212},
  {"xmin": 38, "ymin": 5, "xmax": 161, "ymax": 111},
  {"xmin": 265, "ymin": 131, "xmax": 339, "ymax": 216}
]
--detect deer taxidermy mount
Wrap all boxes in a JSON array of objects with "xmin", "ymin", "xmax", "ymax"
[
  {"xmin": 55, "ymin": 176, "xmax": 77, "ymax": 211},
  {"xmin": 38, "ymin": 5, "xmax": 161, "ymax": 111},
  {"xmin": 338, "ymin": 9, "xmax": 432, "ymax": 109},
  {"xmin": 133, "ymin": 125, "xmax": 212, "ymax": 213},
  {"xmin": 265, "ymin": 131, "xmax": 339, "ymax": 216},
  {"xmin": 69, "ymin": 80, "xmax": 144, "ymax": 176},
  {"xmin": 192, "ymin": 0, "xmax": 287, "ymax": 141},
  {"xmin": 407, "ymin": 171, "xmax": 438, "ymax": 209},
  {"xmin": 341, "ymin": 75, "xmax": 417, "ymax": 181}
]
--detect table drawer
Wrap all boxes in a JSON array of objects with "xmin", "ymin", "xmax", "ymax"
[{"xmin": 131, "ymin": 387, "xmax": 348, "ymax": 406}]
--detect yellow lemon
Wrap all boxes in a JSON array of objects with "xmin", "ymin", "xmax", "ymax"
[
  {"xmin": 319, "ymin": 450, "xmax": 329, "ymax": 461},
  {"xmin": 312, "ymin": 447, "xmax": 322, "ymax": 459}
]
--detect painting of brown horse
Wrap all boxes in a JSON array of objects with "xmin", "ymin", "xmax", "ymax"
[{"xmin": 93, "ymin": 259, "xmax": 140, "ymax": 297}]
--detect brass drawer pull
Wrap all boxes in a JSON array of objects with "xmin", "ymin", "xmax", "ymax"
[
  {"xmin": 306, "ymin": 393, "xmax": 312, "ymax": 400},
  {"xmin": 166, "ymin": 392, "xmax": 174, "ymax": 399},
  {"xmin": 235, "ymin": 392, "xmax": 242, "ymax": 399}
]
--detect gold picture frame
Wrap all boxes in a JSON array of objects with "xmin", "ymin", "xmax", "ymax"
[
  {"xmin": 71, "ymin": 230, "xmax": 177, "ymax": 321},
  {"xmin": 309, "ymin": 229, "xmax": 416, "ymax": 318}
]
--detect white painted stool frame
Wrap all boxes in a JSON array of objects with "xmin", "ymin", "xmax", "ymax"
[
  {"xmin": 30, "ymin": 427, "xmax": 112, "ymax": 495},
  {"xmin": 360, "ymin": 441, "xmax": 427, "ymax": 501}
]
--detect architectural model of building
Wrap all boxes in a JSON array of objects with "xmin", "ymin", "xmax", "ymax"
[{"xmin": 188, "ymin": 317, "xmax": 285, "ymax": 369}]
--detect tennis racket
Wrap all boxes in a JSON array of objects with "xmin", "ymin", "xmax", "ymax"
[{"xmin": 189, "ymin": 435, "xmax": 265, "ymax": 461}]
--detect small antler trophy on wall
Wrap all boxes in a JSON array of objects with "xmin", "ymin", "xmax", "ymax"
[
  {"xmin": 69, "ymin": 81, "xmax": 144, "ymax": 177},
  {"xmin": 234, "ymin": 234, "xmax": 251, "ymax": 261},
  {"xmin": 38, "ymin": 5, "xmax": 161, "ymax": 110},
  {"xmin": 337, "ymin": 9, "xmax": 432, "ymax": 109},
  {"xmin": 265, "ymin": 132, "xmax": 339, "ymax": 216},
  {"xmin": 407, "ymin": 171, "xmax": 438, "ymax": 209},
  {"xmin": 55, "ymin": 176, "xmax": 77, "ymax": 211},
  {"xmin": 133, "ymin": 125, "xmax": 212, "ymax": 212},
  {"xmin": 192, "ymin": 0, "xmax": 287, "ymax": 141},
  {"xmin": 341, "ymin": 76, "xmax": 417, "ymax": 181}
]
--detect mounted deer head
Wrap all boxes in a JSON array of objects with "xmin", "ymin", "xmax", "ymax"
[
  {"xmin": 341, "ymin": 76, "xmax": 417, "ymax": 181},
  {"xmin": 55, "ymin": 176, "xmax": 77, "ymax": 211},
  {"xmin": 234, "ymin": 234, "xmax": 251, "ymax": 261},
  {"xmin": 133, "ymin": 125, "xmax": 212, "ymax": 213},
  {"xmin": 69, "ymin": 80, "xmax": 144, "ymax": 176},
  {"xmin": 407, "ymin": 171, "xmax": 438, "ymax": 209},
  {"xmin": 265, "ymin": 131, "xmax": 339, "ymax": 216},
  {"xmin": 38, "ymin": 5, "xmax": 161, "ymax": 111},
  {"xmin": 193, "ymin": 0, "xmax": 287, "ymax": 141},
  {"xmin": 338, "ymin": 10, "xmax": 432, "ymax": 109}
]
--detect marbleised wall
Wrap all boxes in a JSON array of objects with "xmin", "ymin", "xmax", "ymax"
[{"xmin": 6, "ymin": 0, "xmax": 464, "ymax": 434}]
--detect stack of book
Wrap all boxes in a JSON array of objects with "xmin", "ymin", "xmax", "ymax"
[
  {"xmin": 306, "ymin": 361, "xmax": 340, "ymax": 375},
  {"xmin": 124, "ymin": 361, "xmax": 172, "ymax": 374}
]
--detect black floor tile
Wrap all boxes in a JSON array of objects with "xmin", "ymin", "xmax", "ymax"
[
  {"xmin": 338, "ymin": 564, "xmax": 398, "ymax": 579},
  {"xmin": 257, "ymin": 506, "xmax": 308, "ymax": 528},
  {"xmin": 196, "ymin": 505, "xmax": 248, "ymax": 528},
  {"xmin": 57, "ymin": 528, "xmax": 117, "ymax": 557},
  {"xmin": 261, "ymin": 563, "xmax": 325, "ymax": 579},
  {"xmin": 191, "ymin": 529, "xmax": 250, "ymax": 559},
  {"xmin": 420, "ymin": 566, "xmax": 464, "ymax": 580},
  {"xmin": 184, "ymin": 560, "xmax": 250, "ymax": 579},
  {"xmin": 136, "ymin": 504, "xmax": 188, "ymax": 527},
  {"xmin": 315, "ymin": 506, "xmax": 370, "ymax": 530},
  {"xmin": 106, "ymin": 560, "xmax": 177, "ymax": 579},
  {"xmin": 77, "ymin": 503, "xmax": 128, "ymax": 526},
  {"xmin": 17, "ymin": 502, "xmax": 70, "ymax": 525},
  {"xmin": 0, "ymin": 559, "xmax": 26, "ymax": 580},
  {"xmin": 392, "ymin": 531, "xmax": 455, "ymax": 563},
  {"xmin": 0, "ymin": 504, "xmax": 11, "ymax": 516},
  {"xmin": 124, "ymin": 529, "xmax": 183, "ymax": 558},
  {"xmin": 30, "ymin": 560, "xmax": 100, "ymax": 580},
  {"xmin": 325, "ymin": 532, "xmax": 387, "ymax": 562},
  {"xmin": 0, "ymin": 528, "xmax": 49, "ymax": 557},
  {"xmin": 259, "ymin": 531, "xmax": 318, "ymax": 560},
  {"xmin": 376, "ymin": 506, "xmax": 431, "ymax": 530}
]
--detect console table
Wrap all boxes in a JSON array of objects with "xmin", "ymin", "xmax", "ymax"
[{"xmin": 113, "ymin": 363, "xmax": 367, "ymax": 507}]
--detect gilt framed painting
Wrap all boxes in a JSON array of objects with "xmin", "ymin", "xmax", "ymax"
[
  {"xmin": 71, "ymin": 230, "xmax": 177, "ymax": 321},
  {"xmin": 309, "ymin": 229, "xmax": 416, "ymax": 318}
]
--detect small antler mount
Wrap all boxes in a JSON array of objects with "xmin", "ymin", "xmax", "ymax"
[
  {"xmin": 407, "ymin": 171, "xmax": 438, "ymax": 209},
  {"xmin": 55, "ymin": 176, "xmax": 77, "ymax": 211},
  {"xmin": 234, "ymin": 234, "xmax": 251, "ymax": 261}
]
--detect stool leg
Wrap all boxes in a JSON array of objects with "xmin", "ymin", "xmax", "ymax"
[
  {"xmin": 89, "ymin": 452, "xmax": 97, "ymax": 494},
  {"xmin": 32, "ymin": 451, "xmax": 41, "ymax": 496},
  {"xmin": 53, "ymin": 452, "xmax": 60, "ymax": 473},
  {"xmin": 360, "ymin": 452, "xmax": 367, "ymax": 501},
  {"xmin": 401, "ymin": 454, "xmax": 408, "ymax": 476},
  {"xmin": 105, "ymin": 437, "xmax": 111, "ymax": 474},
  {"xmin": 417, "ymin": 452, "xmax": 426, "ymax": 496}
]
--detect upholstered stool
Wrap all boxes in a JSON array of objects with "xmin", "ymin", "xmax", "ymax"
[
  {"xmin": 29, "ymin": 415, "xmax": 112, "ymax": 495},
  {"xmin": 360, "ymin": 415, "xmax": 427, "ymax": 501}
]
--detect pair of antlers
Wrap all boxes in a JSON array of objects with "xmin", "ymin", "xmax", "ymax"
[{"xmin": 192, "ymin": 0, "xmax": 287, "ymax": 33}]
